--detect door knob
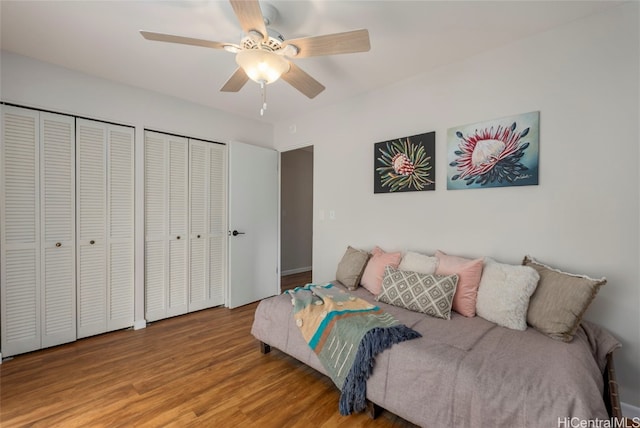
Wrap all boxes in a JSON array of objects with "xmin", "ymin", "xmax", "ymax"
[{"xmin": 232, "ymin": 230, "xmax": 245, "ymax": 236}]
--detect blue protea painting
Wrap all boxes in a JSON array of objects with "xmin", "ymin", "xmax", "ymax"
[
  {"xmin": 447, "ymin": 112, "xmax": 539, "ymax": 190},
  {"xmin": 374, "ymin": 132, "xmax": 435, "ymax": 193}
]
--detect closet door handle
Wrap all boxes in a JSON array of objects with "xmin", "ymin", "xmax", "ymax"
[
  {"xmin": 90, "ymin": 240, "xmax": 95, "ymax": 245},
  {"xmin": 197, "ymin": 235, "xmax": 201, "ymax": 238},
  {"xmin": 177, "ymin": 236, "xmax": 181, "ymax": 240},
  {"xmin": 55, "ymin": 242, "xmax": 62, "ymax": 248}
]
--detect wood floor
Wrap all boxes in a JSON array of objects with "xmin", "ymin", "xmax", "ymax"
[
  {"xmin": 0, "ymin": 274, "xmax": 415, "ymax": 427},
  {"xmin": 280, "ymin": 270, "xmax": 313, "ymax": 292}
]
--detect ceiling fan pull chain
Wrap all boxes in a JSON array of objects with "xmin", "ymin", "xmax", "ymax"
[{"xmin": 260, "ymin": 80, "xmax": 267, "ymax": 116}]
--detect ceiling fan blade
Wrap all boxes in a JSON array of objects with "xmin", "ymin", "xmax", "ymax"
[
  {"xmin": 220, "ymin": 68, "xmax": 249, "ymax": 92},
  {"xmin": 140, "ymin": 30, "xmax": 226, "ymax": 50},
  {"xmin": 281, "ymin": 63, "xmax": 325, "ymax": 99},
  {"xmin": 282, "ymin": 29, "xmax": 370, "ymax": 58},
  {"xmin": 229, "ymin": 0, "xmax": 268, "ymax": 41}
]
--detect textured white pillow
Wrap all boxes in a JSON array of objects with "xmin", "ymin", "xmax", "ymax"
[
  {"xmin": 398, "ymin": 251, "xmax": 438, "ymax": 274},
  {"xmin": 476, "ymin": 258, "xmax": 540, "ymax": 331}
]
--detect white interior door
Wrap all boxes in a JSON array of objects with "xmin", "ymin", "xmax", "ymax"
[{"xmin": 228, "ymin": 142, "xmax": 279, "ymax": 308}]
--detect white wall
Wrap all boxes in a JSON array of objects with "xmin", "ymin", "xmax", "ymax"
[
  {"xmin": 0, "ymin": 51, "xmax": 273, "ymax": 146},
  {"xmin": 274, "ymin": 3, "xmax": 640, "ymax": 408},
  {"xmin": 1, "ymin": 50, "xmax": 274, "ymax": 330}
]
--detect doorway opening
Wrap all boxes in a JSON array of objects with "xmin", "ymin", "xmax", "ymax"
[{"xmin": 280, "ymin": 145, "xmax": 313, "ymax": 291}]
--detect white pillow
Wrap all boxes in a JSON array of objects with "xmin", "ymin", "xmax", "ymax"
[
  {"xmin": 398, "ymin": 251, "xmax": 438, "ymax": 274},
  {"xmin": 476, "ymin": 258, "xmax": 540, "ymax": 331}
]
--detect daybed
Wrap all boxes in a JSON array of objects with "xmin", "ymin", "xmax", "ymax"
[{"xmin": 251, "ymin": 249, "xmax": 622, "ymax": 427}]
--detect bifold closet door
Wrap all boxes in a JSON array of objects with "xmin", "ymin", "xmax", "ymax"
[
  {"xmin": 188, "ymin": 140, "xmax": 226, "ymax": 311},
  {"xmin": 40, "ymin": 112, "xmax": 77, "ymax": 347},
  {"xmin": 106, "ymin": 124, "xmax": 135, "ymax": 332},
  {"xmin": 207, "ymin": 142, "xmax": 226, "ymax": 307},
  {"xmin": 144, "ymin": 131, "xmax": 189, "ymax": 322},
  {"xmin": 144, "ymin": 132, "xmax": 226, "ymax": 321},
  {"xmin": 76, "ymin": 119, "xmax": 134, "ymax": 338},
  {"xmin": 1, "ymin": 106, "xmax": 76, "ymax": 357}
]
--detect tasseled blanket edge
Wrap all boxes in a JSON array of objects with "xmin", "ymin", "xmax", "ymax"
[{"xmin": 338, "ymin": 325, "xmax": 422, "ymax": 416}]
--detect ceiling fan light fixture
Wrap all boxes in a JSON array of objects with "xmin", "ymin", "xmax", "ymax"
[{"xmin": 236, "ymin": 49, "xmax": 290, "ymax": 84}]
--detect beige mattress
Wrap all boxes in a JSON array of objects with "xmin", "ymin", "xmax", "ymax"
[{"xmin": 251, "ymin": 281, "xmax": 620, "ymax": 427}]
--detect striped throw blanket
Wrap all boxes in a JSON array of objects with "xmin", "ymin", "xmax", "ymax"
[{"xmin": 286, "ymin": 283, "xmax": 421, "ymax": 415}]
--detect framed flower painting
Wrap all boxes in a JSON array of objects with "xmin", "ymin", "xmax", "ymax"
[
  {"xmin": 447, "ymin": 111, "xmax": 539, "ymax": 190},
  {"xmin": 374, "ymin": 131, "xmax": 435, "ymax": 193}
]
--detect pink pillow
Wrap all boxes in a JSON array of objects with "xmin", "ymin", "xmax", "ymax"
[
  {"xmin": 360, "ymin": 246, "xmax": 402, "ymax": 295},
  {"xmin": 435, "ymin": 250, "xmax": 484, "ymax": 317}
]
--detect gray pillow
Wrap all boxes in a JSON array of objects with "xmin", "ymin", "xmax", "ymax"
[
  {"xmin": 523, "ymin": 255, "xmax": 606, "ymax": 342},
  {"xmin": 335, "ymin": 246, "xmax": 370, "ymax": 290},
  {"xmin": 377, "ymin": 266, "xmax": 458, "ymax": 320}
]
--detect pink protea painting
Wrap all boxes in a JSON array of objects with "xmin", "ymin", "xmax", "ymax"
[
  {"xmin": 374, "ymin": 132, "xmax": 435, "ymax": 193},
  {"xmin": 447, "ymin": 111, "xmax": 539, "ymax": 189}
]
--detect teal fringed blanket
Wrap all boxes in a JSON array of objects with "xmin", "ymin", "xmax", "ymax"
[{"xmin": 286, "ymin": 283, "xmax": 421, "ymax": 415}]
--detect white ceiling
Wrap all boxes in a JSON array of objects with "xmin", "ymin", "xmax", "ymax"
[{"xmin": 0, "ymin": 0, "xmax": 622, "ymax": 124}]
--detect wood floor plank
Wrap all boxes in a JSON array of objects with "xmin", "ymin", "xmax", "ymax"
[{"xmin": 0, "ymin": 300, "xmax": 415, "ymax": 427}]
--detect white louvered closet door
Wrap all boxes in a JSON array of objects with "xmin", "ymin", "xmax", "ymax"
[
  {"xmin": 189, "ymin": 140, "xmax": 208, "ymax": 311},
  {"xmin": 40, "ymin": 112, "xmax": 76, "ymax": 348},
  {"xmin": 76, "ymin": 119, "xmax": 108, "ymax": 338},
  {"xmin": 167, "ymin": 136, "xmax": 189, "ymax": 317},
  {"xmin": 1, "ymin": 106, "xmax": 76, "ymax": 357},
  {"xmin": 144, "ymin": 131, "xmax": 189, "ymax": 321},
  {"xmin": 107, "ymin": 125, "xmax": 134, "ymax": 331},
  {"xmin": 189, "ymin": 140, "xmax": 227, "ymax": 311},
  {"xmin": 77, "ymin": 119, "xmax": 134, "ymax": 338},
  {"xmin": 144, "ymin": 131, "xmax": 166, "ymax": 321},
  {"xmin": 1, "ymin": 106, "xmax": 42, "ymax": 356},
  {"xmin": 207, "ymin": 142, "xmax": 226, "ymax": 308}
]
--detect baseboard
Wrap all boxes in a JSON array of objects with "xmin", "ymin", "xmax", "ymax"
[
  {"xmin": 623, "ymin": 402, "xmax": 640, "ymax": 419},
  {"xmin": 133, "ymin": 320, "xmax": 147, "ymax": 330},
  {"xmin": 281, "ymin": 266, "xmax": 312, "ymax": 276}
]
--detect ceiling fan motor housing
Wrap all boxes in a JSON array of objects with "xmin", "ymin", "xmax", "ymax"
[{"xmin": 260, "ymin": 2, "xmax": 279, "ymax": 27}]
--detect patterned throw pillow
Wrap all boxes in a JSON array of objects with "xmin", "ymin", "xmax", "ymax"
[{"xmin": 377, "ymin": 266, "xmax": 458, "ymax": 320}]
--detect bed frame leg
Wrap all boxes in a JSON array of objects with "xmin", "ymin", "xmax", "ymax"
[
  {"xmin": 365, "ymin": 400, "xmax": 381, "ymax": 419},
  {"xmin": 260, "ymin": 341, "xmax": 271, "ymax": 354}
]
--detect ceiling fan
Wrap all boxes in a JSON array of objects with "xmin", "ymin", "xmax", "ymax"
[{"xmin": 140, "ymin": 0, "xmax": 371, "ymax": 115}]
